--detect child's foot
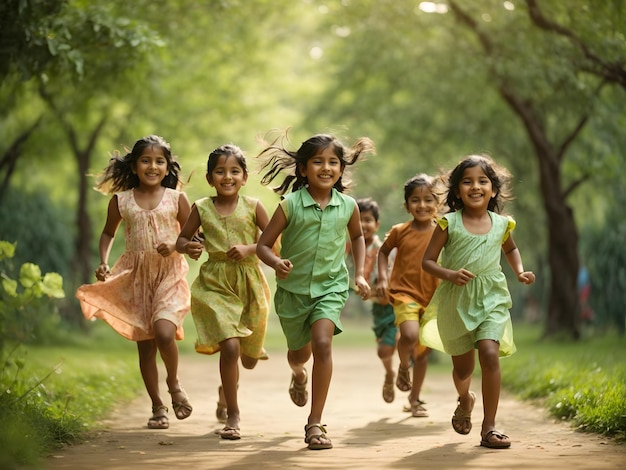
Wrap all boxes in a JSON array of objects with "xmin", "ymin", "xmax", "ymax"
[
  {"xmin": 289, "ymin": 369, "xmax": 308, "ymax": 407},
  {"xmin": 147, "ymin": 405, "xmax": 169, "ymax": 429},
  {"xmin": 216, "ymin": 385, "xmax": 227, "ymax": 423},
  {"xmin": 168, "ymin": 387, "xmax": 193, "ymax": 420},
  {"xmin": 382, "ymin": 372, "xmax": 395, "ymax": 403},
  {"xmin": 480, "ymin": 429, "xmax": 511, "ymax": 448},
  {"xmin": 410, "ymin": 400, "xmax": 429, "ymax": 418},
  {"xmin": 219, "ymin": 426, "xmax": 241, "ymax": 440},
  {"xmin": 396, "ymin": 365, "xmax": 412, "ymax": 392},
  {"xmin": 219, "ymin": 414, "xmax": 241, "ymax": 440},
  {"xmin": 304, "ymin": 423, "xmax": 333, "ymax": 450},
  {"xmin": 452, "ymin": 391, "xmax": 476, "ymax": 434}
]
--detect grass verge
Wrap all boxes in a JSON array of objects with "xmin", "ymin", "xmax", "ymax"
[{"xmin": 501, "ymin": 323, "xmax": 626, "ymax": 440}]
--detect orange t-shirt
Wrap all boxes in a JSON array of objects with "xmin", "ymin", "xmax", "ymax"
[{"xmin": 381, "ymin": 220, "xmax": 439, "ymax": 307}]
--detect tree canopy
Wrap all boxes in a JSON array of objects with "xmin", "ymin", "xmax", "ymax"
[{"xmin": 1, "ymin": 0, "xmax": 624, "ymax": 337}]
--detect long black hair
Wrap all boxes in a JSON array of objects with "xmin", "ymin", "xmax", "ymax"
[
  {"xmin": 95, "ymin": 135, "xmax": 182, "ymax": 194},
  {"xmin": 257, "ymin": 130, "xmax": 375, "ymax": 195}
]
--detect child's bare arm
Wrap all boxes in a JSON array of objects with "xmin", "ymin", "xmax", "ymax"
[
  {"xmin": 176, "ymin": 204, "xmax": 204, "ymax": 260},
  {"xmin": 422, "ymin": 225, "xmax": 475, "ymax": 286},
  {"xmin": 502, "ymin": 235, "xmax": 535, "ymax": 285},
  {"xmin": 347, "ymin": 205, "xmax": 370, "ymax": 300},
  {"xmin": 96, "ymin": 196, "xmax": 122, "ymax": 281},
  {"xmin": 257, "ymin": 205, "xmax": 292, "ymax": 279}
]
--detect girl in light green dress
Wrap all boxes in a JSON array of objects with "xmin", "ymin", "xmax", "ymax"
[
  {"xmin": 423, "ymin": 155, "xmax": 535, "ymax": 450},
  {"xmin": 177, "ymin": 144, "xmax": 270, "ymax": 440}
]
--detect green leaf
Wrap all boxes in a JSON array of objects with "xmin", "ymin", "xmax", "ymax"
[
  {"xmin": 41, "ymin": 273, "xmax": 65, "ymax": 299},
  {"xmin": 19, "ymin": 263, "xmax": 42, "ymax": 288},
  {"xmin": 0, "ymin": 241, "xmax": 16, "ymax": 260},
  {"xmin": 1, "ymin": 277, "xmax": 18, "ymax": 297}
]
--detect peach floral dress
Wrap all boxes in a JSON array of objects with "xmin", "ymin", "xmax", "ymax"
[{"xmin": 76, "ymin": 188, "xmax": 190, "ymax": 341}]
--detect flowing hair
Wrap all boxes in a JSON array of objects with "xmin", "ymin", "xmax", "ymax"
[
  {"xmin": 257, "ymin": 129, "xmax": 375, "ymax": 195},
  {"xmin": 95, "ymin": 135, "xmax": 182, "ymax": 194}
]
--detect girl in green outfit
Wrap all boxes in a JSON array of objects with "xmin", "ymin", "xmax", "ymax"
[
  {"xmin": 256, "ymin": 132, "xmax": 374, "ymax": 450},
  {"xmin": 423, "ymin": 155, "xmax": 535, "ymax": 450},
  {"xmin": 177, "ymin": 144, "xmax": 271, "ymax": 440}
]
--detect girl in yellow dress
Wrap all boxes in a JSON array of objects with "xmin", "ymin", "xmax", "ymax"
[{"xmin": 177, "ymin": 144, "xmax": 270, "ymax": 440}]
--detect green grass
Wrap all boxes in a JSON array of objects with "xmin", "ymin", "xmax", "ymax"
[{"xmin": 501, "ymin": 323, "xmax": 626, "ymax": 439}]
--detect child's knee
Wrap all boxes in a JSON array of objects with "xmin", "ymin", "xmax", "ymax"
[{"xmin": 241, "ymin": 355, "xmax": 258, "ymax": 369}]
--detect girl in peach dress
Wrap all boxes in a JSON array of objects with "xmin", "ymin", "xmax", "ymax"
[{"xmin": 76, "ymin": 135, "xmax": 193, "ymax": 430}]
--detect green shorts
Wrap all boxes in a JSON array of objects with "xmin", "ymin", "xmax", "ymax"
[
  {"xmin": 274, "ymin": 287, "xmax": 347, "ymax": 351},
  {"xmin": 372, "ymin": 303, "xmax": 397, "ymax": 347}
]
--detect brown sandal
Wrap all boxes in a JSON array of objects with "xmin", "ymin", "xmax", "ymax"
[
  {"xmin": 452, "ymin": 391, "xmax": 475, "ymax": 435},
  {"xmin": 382, "ymin": 372, "xmax": 395, "ymax": 403},
  {"xmin": 396, "ymin": 365, "xmax": 411, "ymax": 392},
  {"xmin": 168, "ymin": 388, "xmax": 193, "ymax": 420},
  {"xmin": 289, "ymin": 369, "xmax": 308, "ymax": 407},
  {"xmin": 304, "ymin": 423, "xmax": 333, "ymax": 450},
  {"xmin": 147, "ymin": 405, "xmax": 169, "ymax": 429}
]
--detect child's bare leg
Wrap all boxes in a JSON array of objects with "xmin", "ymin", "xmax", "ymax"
[
  {"xmin": 137, "ymin": 339, "xmax": 162, "ymax": 407},
  {"xmin": 451, "ymin": 350, "xmax": 475, "ymax": 434},
  {"xmin": 241, "ymin": 355, "xmax": 259, "ymax": 370},
  {"xmin": 153, "ymin": 319, "xmax": 179, "ymax": 391},
  {"xmin": 477, "ymin": 339, "xmax": 510, "ymax": 445},
  {"xmin": 304, "ymin": 318, "xmax": 335, "ymax": 447},
  {"xmin": 287, "ymin": 343, "xmax": 311, "ymax": 390},
  {"xmin": 396, "ymin": 320, "xmax": 418, "ymax": 390},
  {"xmin": 409, "ymin": 347, "xmax": 430, "ymax": 416},
  {"xmin": 378, "ymin": 342, "xmax": 395, "ymax": 402},
  {"xmin": 154, "ymin": 319, "xmax": 191, "ymax": 419},
  {"xmin": 220, "ymin": 337, "xmax": 241, "ymax": 430}
]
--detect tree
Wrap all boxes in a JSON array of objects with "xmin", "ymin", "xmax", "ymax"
[
  {"xmin": 305, "ymin": 0, "xmax": 626, "ymax": 339},
  {"xmin": 446, "ymin": 0, "xmax": 626, "ymax": 338}
]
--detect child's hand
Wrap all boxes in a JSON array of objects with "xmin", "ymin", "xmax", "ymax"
[
  {"xmin": 274, "ymin": 259, "xmax": 293, "ymax": 279},
  {"xmin": 354, "ymin": 276, "xmax": 371, "ymax": 300},
  {"xmin": 450, "ymin": 268, "xmax": 475, "ymax": 286},
  {"xmin": 185, "ymin": 241, "xmax": 204, "ymax": 260},
  {"xmin": 375, "ymin": 280, "xmax": 388, "ymax": 300},
  {"xmin": 227, "ymin": 244, "xmax": 249, "ymax": 260},
  {"xmin": 518, "ymin": 271, "xmax": 535, "ymax": 285},
  {"xmin": 95, "ymin": 263, "xmax": 110, "ymax": 282},
  {"xmin": 156, "ymin": 242, "xmax": 175, "ymax": 257}
]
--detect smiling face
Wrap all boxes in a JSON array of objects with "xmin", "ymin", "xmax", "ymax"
[
  {"xmin": 207, "ymin": 154, "xmax": 248, "ymax": 196},
  {"xmin": 455, "ymin": 164, "xmax": 496, "ymax": 212},
  {"xmin": 133, "ymin": 145, "xmax": 168, "ymax": 188},
  {"xmin": 299, "ymin": 146, "xmax": 344, "ymax": 191},
  {"xmin": 359, "ymin": 209, "xmax": 380, "ymax": 245},
  {"xmin": 405, "ymin": 184, "xmax": 438, "ymax": 224}
]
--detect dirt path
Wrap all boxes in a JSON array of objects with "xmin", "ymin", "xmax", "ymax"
[{"xmin": 45, "ymin": 346, "xmax": 624, "ymax": 469}]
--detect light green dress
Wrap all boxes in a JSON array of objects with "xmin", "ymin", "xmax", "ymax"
[
  {"xmin": 431, "ymin": 210, "xmax": 516, "ymax": 357},
  {"xmin": 190, "ymin": 195, "xmax": 269, "ymax": 358}
]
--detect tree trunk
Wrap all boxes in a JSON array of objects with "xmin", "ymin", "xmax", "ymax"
[
  {"xmin": 74, "ymin": 148, "xmax": 93, "ymax": 284},
  {"xmin": 536, "ymin": 150, "xmax": 581, "ymax": 339},
  {"xmin": 499, "ymin": 86, "xmax": 581, "ymax": 340}
]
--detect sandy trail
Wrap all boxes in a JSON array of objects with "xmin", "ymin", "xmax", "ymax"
[{"xmin": 45, "ymin": 345, "xmax": 624, "ymax": 469}]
